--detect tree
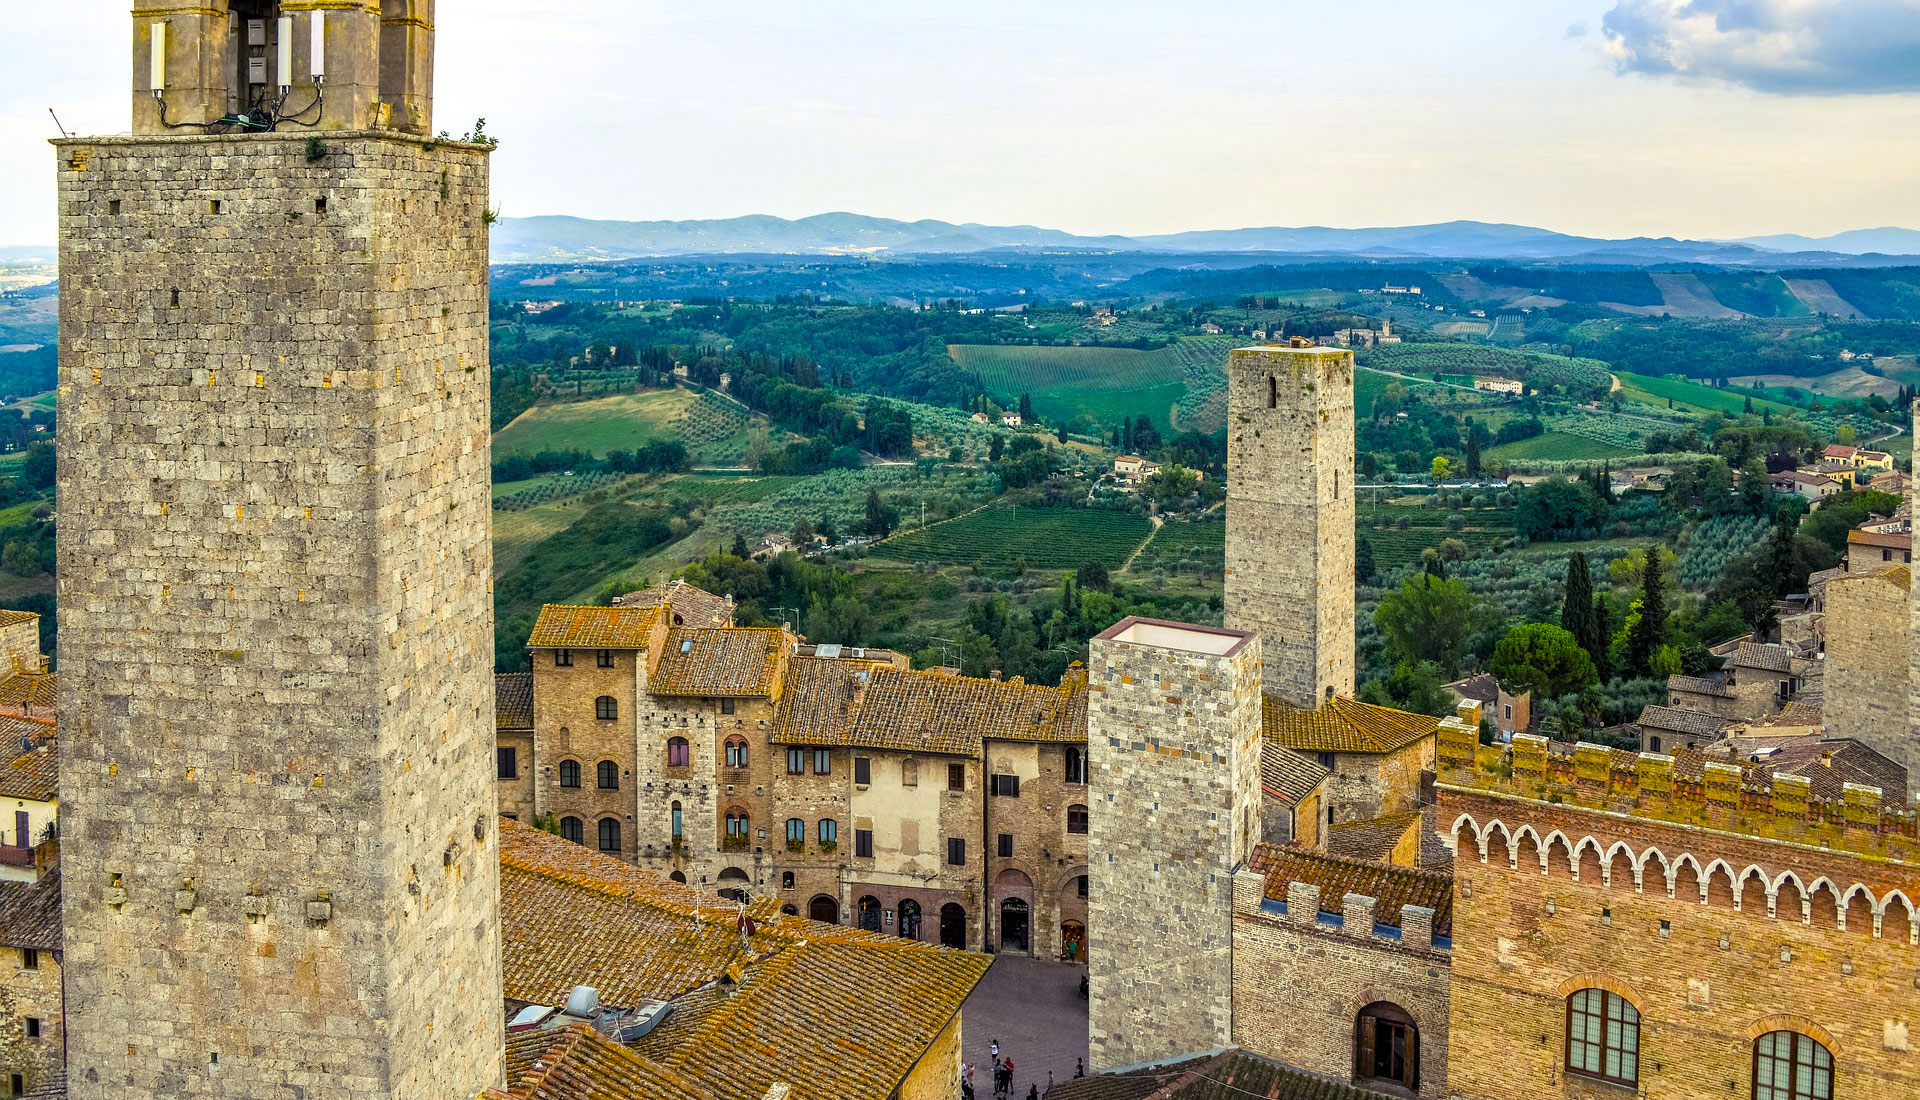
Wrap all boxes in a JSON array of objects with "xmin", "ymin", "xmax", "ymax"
[
  {"xmin": 20, "ymin": 443, "xmax": 53, "ymax": 492},
  {"xmin": 989, "ymin": 435, "xmax": 1005, "ymax": 462},
  {"xmin": 1077, "ymin": 560, "xmax": 1112, "ymax": 593},
  {"xmin": 1464, "ymin": 432, "xmax": 1482, "ymax": 480},
  {"xmin": 1591, "ymin": 597, "xmax": 1615, "ymax": 683},
  {"xmin": 1431, "ymin": 456, "xmax": 1453, "ymax": 482},
  {"xmin": 1626, "ymin": 545, "xmax": 1668, "ymax": 677},
  {"xmin": 731, "ymin": 532, "xmax": 750, "ymax": 559},
  {"xmin": 1357, "ymin": 661, "xmax": 1456, "ymax": 718},
  {"xmin": 1490, "ymin": 623, "xmax": 1598, "ymax": 699},
  {"xmin": 862, "ymin": 489, "xmax": 898, "ymax": 539},
  {"xmin": 1561, "ymin": 552, "xmax": 1600, "ymax": 665},
  {"xmin": 1514, "ymin": 477, "xmax": 1609, "ymax": 542},
  {"xmin": 790, "ymin": 517, "xmax": 815, "ymax": 546},
  {"xmin": 1019, "ymin": 393, "xmax": 1034, "ymax": 423},
  {"xmin": 1142, "ymin": 464, "xmax": 1201, "ymax": 507},
  {"xmin": 1374, "ymin": 574, "xmax": 1488, "ymax": 675},
  {"xmin": 1355, "ymin": 536, "xmax": 1378, "ymax": 587}
]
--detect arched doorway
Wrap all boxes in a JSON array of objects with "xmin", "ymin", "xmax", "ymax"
[
  {"xmin": 809, "ymin": 895, "xmax": 839, "ymax": 924},
  {"xmin": 939, "ymin": 903, "xmax": 967, "ymax": 948},
  {"xmin": 1000, "ymin": 898, "xmax": 1030, "ymax": 952},
  {"xmin": 717, "ymin": 867, "xmax": 750, "ymax": 904},
  {"xmin": 669, "ymin": 871, "xmax": 687, "ymax": 884},
  {"xmin": 898, "ymin": 899, "xmax": 923, "ymax": 940},
  {"xmin": 857, "ymin": 895, "xmax": 883, "ymax": 932},
  {"xmin": 1354, "ymin": 1002, "xmax": 1419, "ymax": 1093},
  {"xmin": 1060, "ymin": 920, "xmax": 1086, "ymax": 964}
]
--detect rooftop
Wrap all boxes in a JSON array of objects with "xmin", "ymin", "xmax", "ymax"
[
  {"xmin": 489, "ymin": 1024, "xmax": 718, "ymax": 1100},
  {"xmin": 0, "ymin": 669, "xmax": 54, "ymax": 715},
  {"xmin": 1045, "ymin": 1049, "xmax": 1388, "ymax": 1100},
  {"xmin": 1666, "ymin": 674, "xmax": 1732, "ymax": 699},
  {"xmin": 0, "ymin": 610, "xmax": 37, "ymax": 631},
  {"xmin": 1713, "ymin": 734, "xmax": 1907, "ymax": 802},
  {"xmin": 1250, "ymin": 844, "xmax": 1454, "ymax": 936},
  {"xmin": 0, "ymin": 868, "xmax": 60, "ymax": 951},
  {"xmin": 1637, "ymin": 705, "xmax": 1737, "ymax": 739},
  {"xmin": 528, "ymin": 605, "xmax": 662, "ymax": 651},
  {"xmin": 651, "ymin": 628, "xmax": 788, "ymax": 698},
  {"xmin": 0, "ymin": 717, "xmax": 57, "ymax": 802},
  {"xmin": 1264, "ymin": 696, "xmax": 1440, "ymax": 756},
  {"xmin": 777, "ymin": 665, "xmax": 1087, "ymax": 755},
  {"xmin": 1445, "ymin": 672, "xmax": 1500, "ymax": 706},
  {"xmin": 611, "ymin": 580, "xmax": 735, "ymax": 628},
  {"xmin": 1731, "ymin": 642, "xmax": 1795, "ymax": 673},
  {"xmin": 496, "ymin": 673, "xmax": 534, "ymax": 731},
  {"xmin": 770, "ymin": 655, "xmax": 876, "ymax": 744},
  {"xmin": 1260, "ymin": 744, "xmax": 1331, "ymax": 804},
  {"xmin": 1325, "ymin": 811, "xmax": 1424, "ymax": 864},
  {"xmin": 1095, "ymin": 617, "xmax": 1254, "ymax": 657}
]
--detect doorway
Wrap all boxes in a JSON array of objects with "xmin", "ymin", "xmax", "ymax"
[
  {"xmin": 809, "ymin": 895, "xmax": 839, "ymax": 924},
  {"xmin": 939, "ymin": 903, "xmax": 967, "ymax": 948},
  {"xmin": 1355, "ymin": 1002, "xmax": 1419, "ymax": 1093},
  {"xmin": 1000, "ymin": 898, "xmax": 1030, "ymax": 953}
]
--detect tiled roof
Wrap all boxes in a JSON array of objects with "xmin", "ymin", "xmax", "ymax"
[
  {"xmin": 651, "ymin": 628, "xmax": 787, "ymax": 698},
  {"xmin": 1445, "ymin": 673, "xmax": 1499, "ymax": 706},
  {"xmin": 1826, "ymin": 445, "xmax": 1858, "ymax": 459},
  {"xmin": 528, "ymin": 605, "xmax": 661, "ymax": 650},
  {"xmin": 1666, "ymin": 675, "xmax": 1731, "ymax": 699},
  {"xmin": 785, "ymin": 666, "xmax": 1087, "ymax": 755},
  {"xmin": 1263, "ymin": 696, "xmax": 1439, "ymax": 755},
  {"xmin": 0, "ymin": 610, "xmax": 37, "ymax": 630},
  {"xmin": 1250, "ymin": 844, "xmax": 1454, "ymax": 936},
  {"xmin": 1260, "ymin": 745, "xmax": 1330, "ymax": 804},
  {"xmin": 0, "ymin": 670, "xmax": 55, "ymax": 715},
  {"xmin": 1637, "ymin": 705, "xmax": 1735, "ymax": 739},
  {"xmin": 771, "ymin": 656, "xmax": 871, "ymax": 743},
  {"xmin": 1757, "ymin": 701, "xmax": 1824, "ymax": 728},
  {"xmin": 612, "ymin": 580, "xmax": 734, "ymax": 628},
  {"xmin": 1326, "ymin": 812, "xmax": 1422, "ymax": 864},
  {"xmin": 1045, "ymin": 1049, "xmax": 1388, "ymax": 1100},
  {"xmin": 21, "ymin": 1071, "xmax": 63, "ymax": 1100},
  {"xmin": 0, "ymin": 718, "xmax": 56, "ymax": 802},
  {"xmin": 1847, "ymin": 528, "xmax": 1910, "ymax": 549},
  {"xmin": 1717, "ymin": 734, "xmax": 1908, "ymax": 802},
  {"xmin": 493, "ymin": 1024, "xmax": 719, "ymax": 1100},
  {"xmin": 498, "ymin": 820, "xmax": 989, "ymax": 1100},
  {"xmin": 1732, "ymin": 643, "xmax": 1794, "ymax": 673},
  {"xmin": 0, "ymin": 869, "xmax": 60, "ymax": 951},
  {"xmin": 496, "ymin": 673, "xmax": 534, "ymax": 730}
]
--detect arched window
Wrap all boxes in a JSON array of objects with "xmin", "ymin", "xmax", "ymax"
[
  {"xmin": 596, "ymin": 760, "xmax": 619, "ymax": 790},
  {"xmin": 597, "ymin": 818, "xmax": 622, "ymax": 853},
  {"xmin": 1067, "ymin": 805, "xmax": 1089, "ymax": 834},
  {"xmin": 667, "ymin": 737, "xmax": 690, "ymax": 768},
  {"xmin": 1355, "ymin": 1002, "xmax": 1418, "ymax": 1092},
  {"xmin": 1754, "ymin": 1031, "xmax": 1832, "ymax": 1100},
  {"xmin": 558, "ymin": 760, "xmax": 581, "ymax": 789},
  {"xmin": 818, "ymin": 819, "xmax": 838, "ymax": 846},
  {"xmin": 781, "ymin": 872, "xmax": 795, "ymax": 889},
  {"xmin": 725, "ymin": 737, "xmax": 749, "ymax": 768},
  {"xmin": 725, "ymin": 810, "xmax": 750, "ymax": 848},
  {"xmin": 1064, "ymin": 746, "xmax": 1087, "ymax": 785},
  {"xmin": 1567, "ymin": 989, "xmax": 1640, "ymax": 1088},
  {"xmin": 559, "ymin": 816, "xmax": 583, "ymax": 845},
  {"xmin": 670, "ymin": 801, "xmax": 684, "ymax": 843},
  {"xmin": 595, "ymin": 696, "xmax": 618, "ymax": 721},
  {"xmin": 785, "ymin": 818, "xmax": 805, "ymax": 846}
]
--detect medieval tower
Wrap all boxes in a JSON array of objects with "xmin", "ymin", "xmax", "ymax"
[
  {"xmin": 1085, "ymin": 618, "xmax": 1263, "ymax": 1072},
  {"xmin": 55, "ymin": 3, "xmax": 503, "ymax": 1097},
  {"xmin": 1225, "ymin": 344, "xmax": 1357, "ymax": 707}
]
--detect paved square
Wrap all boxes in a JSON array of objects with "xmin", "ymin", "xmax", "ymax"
[{"xmin": 960, "ymin": 955, "xmax": 1090, "ymax": 1097}]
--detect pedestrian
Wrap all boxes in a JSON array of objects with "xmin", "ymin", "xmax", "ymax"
[
  {"xmin": 1028, "ymin": 1085, "xmax": 1040, "ymax": 1100},
  {"xmin": 991, "ymin": 1039, "xmax": 1000, "ymax": 1062},
  {"xmin": 1076, "ymin": 1057, "xmax": 1086, "ymax": 1078}
]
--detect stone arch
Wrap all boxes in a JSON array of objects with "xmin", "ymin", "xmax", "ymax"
[
  {"xmin": 1639, "ymin": 848, "xmax": 1673, "ymax": 896},
  {"xmin": 1733, "ymin": 865, "xmax": 1770, "ymax": 913},
  {"xmin": 1743, "ymin": 1014, "xmax": 1840, "ymax": 1056},
  {"xmin": 1513, "ymin": 826, "xmax": 1546, "ymax": 874},
  {"xmin": 1806, "ymin": 878, "xmax": 1842, "ymax": 930},
  {"xmin": 1605, "ymin": 845, "xmax": 1637, "ymax": 892},
  {"xmin": 1575, "ymin": 841, "xmax": 1604, "ymax": 885},
  {"xmin": 1671, "ymin": 854, "xmax": 1704, "ymax": 903},
  {"xmin": 1545, "ymin": 833, "xmax": 1575, "ymax": 878},
  {"xmin": 1840, "ymin": 884, "xmax": 1877, "ymax": 933},
  {"xmin": 1880, "ymin": 891, "xmax": 1915, "ymax": 944},
  {"xmin": 1447, "ymin": 813, "xmax": 1480, "ymax": 857},
  {"xmin": 1772, "ymin": 871, "xmax": 1806, "ymax": 921},
  {"xmin": 1482, "ymin": 822, "xmax": 1512, "ymax": 866},
  {"xmin": 1705, "ymin": 860, "xmax": 1738, "ymax": 908},
  {"xmin": 1554, "ymin": 972, "xmax": 1648, "ymax": 1008}
]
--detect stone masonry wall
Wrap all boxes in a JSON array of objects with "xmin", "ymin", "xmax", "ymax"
[
  {"xmin": 1087, "ymin": 623, "xmax": 1261, "ymax": 1071},
  {"xmin": 532, "ymin": 647, "xmax": 643, "ymax": 860},
  {"xmin": 1225, "ymin": 347, "xmax": 1356, "ymax": 708},
  {"xmin": 1229, "ymin": 874, "xmax": 1450, "ymax": 1098},
  {"xmin": 56, "ymin": 132, "xmax": 502, "ymax": 1100},
  {"xmin": 0, "ymin": 949, "xmax": 63, "ymax": 1098},
  {"xmin": 1827, "ymin": 569, "xmax": 1912, "ymax": 778}
]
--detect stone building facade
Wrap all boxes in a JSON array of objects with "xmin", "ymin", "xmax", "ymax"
[
  {"xmin": 0, "ymin": 871, "xmax": 61, "ymax": 1100},
  {"xmin": 1826, "ymin": 567, "xmax": 1912, "ymax": 773},
  {"xmin": 1225, "ymin": 345, "xmax": 1356, "ymax": 708},
  {"xmin": 55, "ymin": 6, "xmax": 503, "ymax": 1097},
  {"xmin": 1440, "ymin": 725, "xmax": 1920, "ymax": 1100},
  {"xmin": 1086, "ymin": 618, "xmax": 1262, "ymax": 1072}
]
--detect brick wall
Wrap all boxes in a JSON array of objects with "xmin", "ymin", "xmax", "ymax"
[
  {"xmin": 0, "ymin": 949, "xmax": 61, "ymax": 1098},
  {"xmin": 533, "ymin": 647, "xmax": 643, "ymax": 859},
  {"xmin": 984, "ymin": 741, "xmax": 1090, "ymax": 959},
  {"xmin": 1827, "ymin": 570, "xmax": 1912, "ymax": 774}
]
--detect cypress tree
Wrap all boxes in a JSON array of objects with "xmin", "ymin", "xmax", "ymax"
[
  {"xmin": 1591, "ymin": 596, "xmax": 1614, "ymax": 684},
  {"xmin": 1628, "ymin": 548, "xmax": 1668, "ymax": 677},
  {"xmin": 1561, "ymin": 552, "xmax": 1597, "ymax": 660}
]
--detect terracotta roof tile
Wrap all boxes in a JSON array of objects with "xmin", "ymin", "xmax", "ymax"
[
  {"xmin": 771, "ymin": 656, "xmax": 872, "ymax": 743},
  {"xmin": 1325, "ymin": 812, "xmax": 1422, "ymax": 863},
  {"xmin": 528, "ymin": 605, "xmax": 662, "ymax": 650},
  {"xmin": 1250, "ymin": 844, "xmax": 1454, "ymax": 936},
  {"xmin": 0, "ymin": 670, "xmax": 55, "ymax": 715},
  {"xmin": 496, "ymin": 673, "xmax": 534, "ymax": 731},
  {"xmin": 1046, "ymin": 1049, "xmax": 1386, "ymax": 1100},
  {"xmin": 1666, "ymin": 675, "xmax": 1731, "ymax": 699},
  {"xmin": 1732, "ymin": 642, "xmax": 1794, "ymax": 673},
  {"xmin": 0, "ymin": 868, "xmax": 60, "ymax": 951},
  {"xmin": 0, "ymin": 718, "xmax": 57, "ymax": 802},
  {"xmin": 499, "ymin": 1024, "xmax": 718, "ymax": 1100},
  {"xmin": 1260, "ymin": 744, "xmax": 1330, "ymax": 804},
  {"xmin": 651, "ymin": 628, "xmax": 787, "ymax": 698},
  {"xmin": 612, "ymin": 581, "xmax": 735, "ymax": 627},
  {"xmin": 1263, "ymin": 696, "xmax": 1439, "ymax": 755},
  {"xmin": 1445, "ymin": 673, "xmax": 1499, "ymax": 706},
  {"xmin": 794, "ymin": 666, "xmax": 1086, "ymax": 755},
  {"xmin": 1637, "ymin": 705, "xmax": 1736, "ymax": 739},
  {"xmin": 0, "ymin": 611, "xmax": 36, "ymax": 631}
]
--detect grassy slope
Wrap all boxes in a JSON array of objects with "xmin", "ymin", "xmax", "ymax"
[
  {"xmin": 1616, "ymin": 372, "xmax": 1800, "ymax": 417},
  {"xmin": 493, "ymin": 390, "xmax": 698, "ymax": 458},
  {"xmin": 949, "ymin": 343, "xmax": 1203, "ymax": 432},
  {"xmin": 1485, "ymin": 432, "xmax": 1637, "ymax": 462}
]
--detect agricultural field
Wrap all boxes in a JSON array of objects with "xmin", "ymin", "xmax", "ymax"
[
  {"xmin": 492, "ymin": 388, "xmax": 773, "ymax": 465},
  {"xmin": 871, "ymin": 506, "xmax": 1154, "ymax": 573},
  {"xmin": 1485, "ymin": 430, "xmax": 1637, "ymax": 463},
  {"xmin": 1356, "ymin": 501, "xmax": 1517, "ymax": 572},
  {"xmin": 1615, "ymin": 372, "xmax": 1800, "ymax": 418},
  {"xmin": 1358, "ymin": 344, "xmax": 1613, "ymax": 398},
  {"xmin": 949, "ymin": 338, "xmax": 1236, "ymax": 434},
  {"xmin": 1127, "ymin": 518, "xmax": 1225, "ymax": 576}
]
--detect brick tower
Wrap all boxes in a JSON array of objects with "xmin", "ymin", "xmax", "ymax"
[
  {"xmin": 1224, "ymin": 345, "xmax": 1356, "ymax": 707},
  {"xmin": 56, "ymin": 3, "xmax": 503, "ymax": 1098},
  {"xmin": 1086, "ymin": 618, "xmax": 1262, "ymax": 1071}
]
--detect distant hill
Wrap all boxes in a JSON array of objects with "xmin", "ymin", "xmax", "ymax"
[{"xmin": 489, "ymin": 213, "xmax": 1920, "ymax": 266}]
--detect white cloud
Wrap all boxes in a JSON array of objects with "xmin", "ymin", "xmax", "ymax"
[{"xmin": 1602, "ymin": 0, "xmax": 1920, "ymax": 94}]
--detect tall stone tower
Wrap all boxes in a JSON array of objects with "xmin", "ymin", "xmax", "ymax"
[
  {"xmin": 1086, "ymin": 618, "xmax": 1262, "ymax": 1072},
  {"xmin": 1224, "ymin": 345, "xmax": 1356, "ymax": 707},
  {"xmin": 56, "ymin": 3, "xmax": 503, "ymax": 1097}
]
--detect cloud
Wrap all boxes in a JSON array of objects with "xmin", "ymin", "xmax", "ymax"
[
  {"xmin": 1566, "ymin": 21, "xmax": 1590, "ymax": 38},
  {"xmin": 1601, "ymin": 0, "xmax": 1920, "ymax": 94}
]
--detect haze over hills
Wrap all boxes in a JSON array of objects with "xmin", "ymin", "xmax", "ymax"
[{"xmin": 487, "ymin": 213, "xmax": 1920, "ymax": 266}]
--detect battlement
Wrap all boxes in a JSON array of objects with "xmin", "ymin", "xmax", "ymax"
[{"xmin": 1438, "ymin": 723, "xmax": 1920, "ymax": 863}]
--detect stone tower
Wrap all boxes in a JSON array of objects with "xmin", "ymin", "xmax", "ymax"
[
  {"xmin": 56, "ymin": 3, "xmax": 503, "ymax": 1098},
  {"xmin": 1224, "ymin": 345, "xmax": 1356, "ymax": 707},
  {"xmin": 1086, "ymin": 618, "xmax": 1262, "ymax": 1072}
]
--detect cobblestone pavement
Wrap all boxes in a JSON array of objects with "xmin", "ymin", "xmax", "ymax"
[{"xmin": 961, "ymin": 955, "xmax": 1090, "ymax": 1098}]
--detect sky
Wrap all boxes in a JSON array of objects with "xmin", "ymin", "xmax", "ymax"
[{"xmin": 3, "ymin": 0, "xmax": 1919, "ymax": 246}]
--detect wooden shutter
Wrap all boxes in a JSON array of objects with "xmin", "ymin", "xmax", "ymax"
[{"xmin": 1356, "ymin": 1016, "xmax": 1376, "ymax": 1080}]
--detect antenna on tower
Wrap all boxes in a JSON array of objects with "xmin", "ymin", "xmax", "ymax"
[{"xmin": 48, "ymin": 110, "xmax": 69, "ymax": 139}]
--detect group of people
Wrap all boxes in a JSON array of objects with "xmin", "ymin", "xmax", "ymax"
[{"xmin": 961, "ymin": 1040, "xmax": 1086, "ymax": 1100}]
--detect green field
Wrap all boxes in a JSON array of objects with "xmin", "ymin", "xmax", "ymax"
[
  {"xmin": 493, "ymin": 389, "xmax": 766, "ymax": 463},
  {"xmin": 1127, "ymin": 518, "xmax": 1226, "ymax": 575},
  {"xmin": 950, "ymin": 339, "xmax": 1236, "ymax": 433},
  {"xmin": 1484, "ymin": 432, "xmax": 1637, "ymax": 462},
  {"xmin": 871, "ymin": 506, "xmax": 1153, "ymax": 572},
  {"xmin": 1615, "ymin": 372, "xmax": 1800, "ymax": 418}
]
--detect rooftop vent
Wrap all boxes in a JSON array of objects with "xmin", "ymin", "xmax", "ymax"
[
  {"xmin": 817, "ymin": 644, "xmax": 843, "ymax": 659},
  {"xmin": 507, "ymin": 1005, "xmax": 556, "ymax": 1033},
  {"xmin": 564, "ymin": 985, "xmax": 601, "ymax": 1020},
  {"xmin": 611, "ymin": 999, "xmax": 674, "ymax": 1043}
]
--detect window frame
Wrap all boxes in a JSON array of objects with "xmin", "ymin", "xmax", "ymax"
[
  {"xmin": 20, "ymin": 949, "xmax": 36, "ymax": 971},
  {"xmin": 1753, "ymin": 1030, "xmax": 1833, "ymax": 1100},
  {"xmin": 990, "ymin": 773, "xmax": 1020, "ymax": 798},
  {"xmin": 667, "ymin": 737, "xmax": 691, "ymax": 768},
  {"xmin": 997, "ymin": 833, "xmax": 1014, "ymax": 858},
  {"xmin": 595, "ymin": 695, "xmax": 618, "ymax": 721},
  {"xmin": 558, "ymin": 760, "xmax": 581, "ymax": 789},
  {"xmin": 854, "ymin": 756, "xmax": 872, "ymax": 786},
  {"xmin": 559, "ymin": 816, "xmax": 584, "ymax": 845},
  {"xmin": 786, "ymin": 818, "xmax": 805, "ymax": 843},
  {"xmin": 855, "ymin": 828, "xmax": 874, "ymax": 859},
  {"xmin": 720, "ymin": 697, "xmax": 736, "ymax": 715},
  {"xmin": 554, "ymin": 648, "xmax": 573, "ymax": 668},
  {"xmin": 1067, "ymin": 804, "xmax": 1089, "ymax": 834},
  {"xmin": 787, "ymin": 748, "xmax": 806, "ymax": 775},
  {"xmin": 947, "ymin": 837, "xmax": 966, "ymax": 866},
  {"xmin": 1565, "ymin": 989, "xmax": 1641, "ymax": 1090},
  {"xmin": 596, "ymin": 649, "xmax": 614, "ymax": 668},
  {"xmin": 948, "ymin": 763, "xmax": 965, "ymax": 791},
  {"xmin": 596, "ymin": 760, "xmax": 620, "ymax": 791},
  {"xmin": 725, "ymin": 737, "xmax": 749, "ymax": 769},
  {"xmin": 818, "ymin": 818, "xmax": 838, "ymax": 845},
  {"xmin": 597, "ymin": 817, "xmax": 622, "ymax": 853},
  {"xmin": 496, "ymin": 746, "xmax": 518, "ymax": 780},
  {"xmin": 1064, "ymin": 746, "xmax": 1087, "ymax": 785},
  {"xmin": 813, "ymin": 748, "xmax": 831, "ymax": 775}
]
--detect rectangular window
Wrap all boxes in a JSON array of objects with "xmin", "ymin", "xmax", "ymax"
[
  {"xmin": 1317, "ymin": 751, "xmax": 1336, "ymax": 771},
  {"xmin": 787, "ymin": 748, "xmax": 806, "ymax": 775},
  {"xmin": 997, "ymin": 833, "xmax": 1014, "ymax": 858},
  {"xmin": 990, "ymin": 773, "xmax": 1020, "ymax": 797},
  {"xmin": 23, "ymin": 1018, "xmax": 37, "ymax": 1038},
  {"xmin": 901, "ymin": 758, "xmax": 918, "ymax": 787},
  {"xmin": 596, "ymin": 649, "xmax": 614, "ymax": 668},
  {"xmin": 496, "ymin": 747, "xmax": 517, "ymax": 780},
  {"xmin": 720, "ymin": 698, "xmax": 736, "ymax": 715},
  {"xmin": 554, "ymin": 649, "xmax": 573, "ymax": 667},
  {"xmin": 854, "ymin": 757, "xmax": 872, "ymax": 786},
  {"xmin": 814, "ymin": 749, "xmax": 831, "ymax": 775},
  {"xmin": 855, "ymin": 829, "xmax": 874, "ymax": 859},
  {"xmin": 947, "ymin": 838, "xmax": 966, "ymax": 866},
  {"xmin": 1067, "ymin": 806, "xmax": 1089, "ymax": 834},
  {"xmin": 818, "ymin": 819, "xmax": 838, "ymax": 845},
  {"xmin": 1503, "ymin": 705, "xmax": 1513, "ymax": 721},
  {"xmin": 948, "ymin": 763, "xmax": 965, "ymax": 791},
  {"xmin": 21, "ymin": 949, "xmax": 36, "ymax": 970}
]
